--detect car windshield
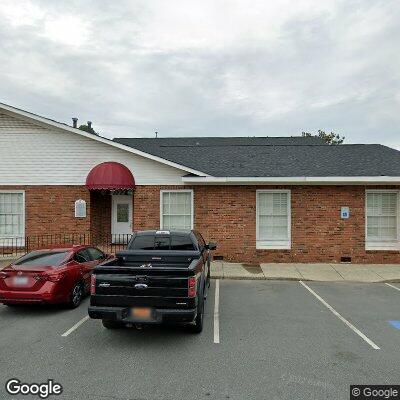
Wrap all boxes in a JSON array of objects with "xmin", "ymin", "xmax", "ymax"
[{"xmin": 14, "ymin": 251, "xmax": 71, "ymax": 267}]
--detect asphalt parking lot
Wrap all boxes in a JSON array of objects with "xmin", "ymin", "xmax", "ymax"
[{"xmin": 1, "ymin": 280, "xmax": 400, "ymax": 400}]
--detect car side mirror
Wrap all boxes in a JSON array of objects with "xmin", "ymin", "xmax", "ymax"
[{"xmin": 207, "ymin": 242, "xmax": 217, "ymax": 250}]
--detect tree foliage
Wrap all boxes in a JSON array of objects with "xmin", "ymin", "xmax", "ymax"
[
  {"xmin": 302, "ymin": 129, "xmax": 345, "ymax": 145},
  {"xmin": 78, "ymin": 124, "xmax": 98, "ymax": 135}
]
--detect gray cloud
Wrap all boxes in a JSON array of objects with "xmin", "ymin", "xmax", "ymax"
[{"xmin": 0, "ymin": 0, "xmax": 399, "ymax": 147}]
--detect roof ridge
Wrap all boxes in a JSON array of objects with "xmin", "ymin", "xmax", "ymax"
[
  {"xmin": 161, "ymin": 145, "xmax": 385, "ymax": 148},
  {"xmin": 115, "ymin": 139, "xmax": 385, "ymax": 147},
  {"xmin": 114, "ymin": 136, "xmax": 320, "ymax": 139}
]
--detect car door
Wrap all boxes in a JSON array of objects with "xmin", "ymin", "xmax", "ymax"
[{"xmin": 74, "ymin": 249, "xmax": 95, "ymax": 292}]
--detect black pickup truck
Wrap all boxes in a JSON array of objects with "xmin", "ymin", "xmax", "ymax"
[{"xmin": 88, "ymin": 230, "xmax": 216, "ymax": 333}]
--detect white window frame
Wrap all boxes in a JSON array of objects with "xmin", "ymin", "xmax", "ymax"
[
  {"xmin": 365, "ymin": 189, "xmax": 400, "ymax": 251},
  {"xmin": 160, "ymin": 190, "xmax": 194, "ymax": 230},
  {"xmin": 0, "ymin": 190, "xmax": 25, "ymax": 246},
  {"xmin": 256, "ymin": 189, "xmax": 291, "ymax": 250}
]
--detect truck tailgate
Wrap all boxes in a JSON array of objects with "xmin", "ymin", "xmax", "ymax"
[{"xmin": 91, "ymin": 266, "xmax": 197, "ymax": 308}]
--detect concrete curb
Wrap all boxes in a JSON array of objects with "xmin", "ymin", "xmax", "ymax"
[
  {"xmin": 210, "ymin": 261, "xmax": 400, "ymax": 283},
  {"xmin": 211, "ymin": 276, "xmax": 400, "ymax": 283}
]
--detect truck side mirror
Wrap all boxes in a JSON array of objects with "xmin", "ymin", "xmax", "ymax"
[{"xmin": 207, "ymin": 242, "xmax": 217, "ymax": 250}]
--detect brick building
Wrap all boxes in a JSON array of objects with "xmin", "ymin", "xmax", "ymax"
[{"xmin": 1, "ymin": 102, "xmax": 400, "ymax": 263}]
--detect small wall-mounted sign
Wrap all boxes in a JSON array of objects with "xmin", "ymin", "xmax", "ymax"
[
  {"xmin": 75, "ymin": 199, "xmax": 87, "ymax": 218},
  {"xmin": 341, "ymin": 206, "xmax": 350, "ymax": 219}
]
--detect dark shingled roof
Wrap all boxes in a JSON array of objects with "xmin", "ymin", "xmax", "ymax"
[{"xmin": 113, "ymin": 137, "xmax": 400, "ymax": 177}]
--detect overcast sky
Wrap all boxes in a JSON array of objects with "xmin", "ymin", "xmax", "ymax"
[{"xmin": 0, "ymin": 0, "xmax": 399, "ymax": 147}]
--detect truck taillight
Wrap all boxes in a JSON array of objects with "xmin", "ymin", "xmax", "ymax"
[
  {"xmin": 188, "ymin": 276, "xmax": 197, "ymax": 298},
  {"xmin": 90, "ymin": 274, "xmax": 96, "ymax": 295}
]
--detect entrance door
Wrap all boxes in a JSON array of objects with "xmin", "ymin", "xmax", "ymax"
[{"xmin": 111, "ymin": 195, "xmax": 133, "ymax": 242}]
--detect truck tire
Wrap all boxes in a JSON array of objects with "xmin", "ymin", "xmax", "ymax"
[
  {"xmin": 102, "ymin": 319, "xmax": 123, "ymax": 329},
  {"xmin": 189, "ymin": 298, "xmax": 204, "ymax": 333}
]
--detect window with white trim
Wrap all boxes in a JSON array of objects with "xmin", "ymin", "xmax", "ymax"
[
  {"xmin": 0, "ymin": 192, "xmax": 24, "ymax": 237},
  {"xmin": 160, "ymin": 191, "xmax": 193, "ymax": 230},
  {"xmin": 256, "ymin": 190, "xmax": 291, "ymax": 249},
  {"xmin": 366, "ymin": 191, "xmax": 399, "ymax": 249}
]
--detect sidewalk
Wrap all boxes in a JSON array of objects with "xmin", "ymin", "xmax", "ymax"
[
  {"xmin": 2, "ymin": 257, "xmax": 400, "ymax": 283},
  {"xmin": 211, "ymin": 261, "xmax": 400, "ymax": 283},
  {"xmin": 0, "ymin": 259, "xmax": 12, "ymax": 269}
]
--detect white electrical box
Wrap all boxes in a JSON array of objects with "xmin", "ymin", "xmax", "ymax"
[
  {"xmin": 341, "ymin": 206, "xmax": 349, "ymax": 219},
  {"xmin": 75, "ymin": 199, "xmax": 87, "ymax": 218}
]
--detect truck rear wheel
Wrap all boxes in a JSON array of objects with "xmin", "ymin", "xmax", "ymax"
[
  {"xmin": 189, "ymin": 298, "xmax": 204, "ymax": 333},
  {"xmin": 102, "ymin": 319, "xmax": 123, "ymax": 329}
]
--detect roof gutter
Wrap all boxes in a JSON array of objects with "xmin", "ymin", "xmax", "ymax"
[{"xmin": 182, "ymin": 176, "xmax": 400, "ymax": 185}]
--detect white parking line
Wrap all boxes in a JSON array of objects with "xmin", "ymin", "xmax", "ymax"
[
  {"xmin": 385, "ymin": 283, "xmax": 400, "ymax": 292},
  {"xmin": 299, "ymin": 281, "xmax": 380, "ymax": 350},
  {"xmin": 61, "ymin": 315, "xmax": 89, "ymax": 337},
  {"xmin": 214, "ymin": 279, "xmax": 220, "ymax": 344}
]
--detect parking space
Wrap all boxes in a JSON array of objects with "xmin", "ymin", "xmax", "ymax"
[
  {"xmin": 1, "ymin": 280, "xmax": 400, "ymax": 400},
  {"xmin": 302, "ymin": 282, "xmax": 400, "ymax": 352},
  {"xmin": 0, "ymin": 299, "xmax": 91, "ymax": 347}
]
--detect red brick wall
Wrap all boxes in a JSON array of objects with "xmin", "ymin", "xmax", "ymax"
[
  {"xmin": 133, "ymin": 186, "xmax": 162, "ymax": 230},
  {"xmin": 2, "ymin": 184, "xmax": 400, "ymax": 263},
  {"xmin": 0, "ymin": 185, "xmax": 91, "ymax": 237},
  {"xmin": 133, "ymin": 185, "xmax": 400, "ymax": 264}
]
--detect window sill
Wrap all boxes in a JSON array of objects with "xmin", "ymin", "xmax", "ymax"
[
  {"xmin": 365, "ymin": 242, "xmax": 400, "ymax": 251},
  {"xmin": 0, "ymin": 235, "xmax": 24, "ymax": 239},
  {"xmin": 256, "ymin": 241, "xmax": 291, "ymax": 250}
]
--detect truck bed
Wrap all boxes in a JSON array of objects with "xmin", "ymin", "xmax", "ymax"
[{"xmin": 90, "ymin": 250, "xmax": 202, "ymax": 308}]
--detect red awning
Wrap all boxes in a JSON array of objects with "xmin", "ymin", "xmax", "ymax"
[{"xmin": 86, "ymin": 162, "xmax": 135, "ymax": 190}]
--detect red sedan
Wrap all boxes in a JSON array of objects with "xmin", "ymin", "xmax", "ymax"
[{"xmin": 0, "ymin": 245, "xmax": 110, "ymax": 308}]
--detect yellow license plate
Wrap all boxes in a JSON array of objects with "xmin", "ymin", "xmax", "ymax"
[{"xmin": 131, "ymin": 307, "xmax": 152, "ymax": 320}]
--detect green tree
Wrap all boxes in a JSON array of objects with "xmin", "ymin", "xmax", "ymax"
[
  {"xmin": 79, "ymin": 124, "xmax": 98, "ymax": 135},
  {"xmin": 302, "ymin": 129, "xmax": 345, "ymax": 145}
]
